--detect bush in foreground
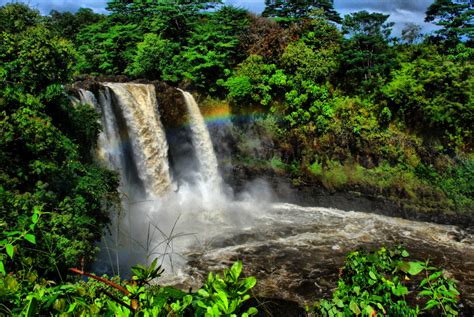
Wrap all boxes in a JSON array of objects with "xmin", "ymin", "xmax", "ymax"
[{"xmin": 314, "ymin": 246, "xmax": 460, "ymax": 316}]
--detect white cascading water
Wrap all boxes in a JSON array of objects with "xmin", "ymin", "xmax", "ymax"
[
  {"xmin": 95, "ymin": 88, "xmax": 123, "ymax": 171},
  {"xmin": 78, "ymin": 88, "xmax": 122, "ymax": 172},
  {"xmin": 78, "ymin": 89, "xmax": 97, "ymax": 109},
  {"xmin": 178, "ymin": 89, "xmax": 221, "ymax": 188},
  {"xmin": 101, "ymin": 83, "xmax": 172, "ymax": 196},
  {"xmin": 79, "ymin": 83, "xmax": 172, "ymax": 197}
]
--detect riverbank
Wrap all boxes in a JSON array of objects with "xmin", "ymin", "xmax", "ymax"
[
  {"xmin": 198, "ymin": 96, "xmax": 473, "ymax": 228},
  {"xmin": 225, "ymin": 163, "xmax": 474, "ymax": 229}
]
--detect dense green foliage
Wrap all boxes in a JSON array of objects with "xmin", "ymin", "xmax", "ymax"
[
  {"xmin": 0, "ymin": 3, "xmax": 119, "ymax": 279},
  {"xmin": 46, "ymin": 8, "xmax": 105, "ymax": 40},
  {"xmin": 262, "ymin": 0, "xmax": 341, "ymax": 23},
  {"xmin": 314, "ymin": 246, "xmax": 460, "ymax": 316},
  {"xmin": 0, "ymin": 0, "xmax": 472, "ymax": 315},
  {"xmin": 425, "ymin": 0, "xmax": 473, "ymax": 47},
  {"xmin": 1, "ymin": 249, "xmax": 258, "ymax": 316}
]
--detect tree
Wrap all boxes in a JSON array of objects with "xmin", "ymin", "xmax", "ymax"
[
  {"xmin": 106, "ymin": 0, "xmax": 221, "ymax": 22},
  {"xmin": 0, "ymin": 3, "xmax": 40, "ymax": 33},
  {"xmin": 0, "ymin": 13, "xmax": 119, "ymax": 276},
  {"xmin": 179, "ymin": 6, "xmax": 251, "ymax": 91},
  {"xmin": 76, "ymin": 19, "xmax": 142, "ymax": 74},
  {"xmin": 401, "ymin": 23, "xmax": 423, "ymax": 44},
  {"xmin": 223, "ymin": 55, "xmax": 286, "ymax": 107},
  {"xmin": 105, "ymin": 0, "xmax": 223, "ymax": 43},
  {"xmin": 298, "ymin": 10, "xmax": 342, "ymax": 50},
  {"xmin": 262, "ymin": 0, "xmax": 341, "ymax": 23},
  {"xmin": 280, "ymin": 40, "xmax": 337, "ymax": 84},
  {"xmin": 46, "ymin": 8, "xmax": 105, "ymax": 41},
  {"xmin": 107, "ymin": 0, "xmax": 222, "ymax": 16},
  {"xmin": 0, "ymin": 26, "xmax": 74, "ymax": 96},
  {"xmin": 338, "ymin": 11, "xmax": 395, "ymax": 94},
  {"xmin": 126, "ymin": 33, "xmax": 179, "ymax": 80},
  {"xmin": 341, "ymin": 11, "xmax": 394, "ymax": 39},
  {"xmin": 425, "ymin": 0, "xmax": 473, "ymax": 46},
  {"xmin": 382, "ymin": 48, "xmax": 473, "ymax": 146},
  {"xmin": 239, "ymin": 14, "xmax": 289, "ymax": 63}
]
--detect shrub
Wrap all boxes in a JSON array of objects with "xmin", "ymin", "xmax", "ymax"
[
  {"xmin": 1, "ymin": 258, "xmax": 258, "ymax": 316},
  {"xmin": 314, "ymin": 246, "xmax": 460, "ymax": 316}
]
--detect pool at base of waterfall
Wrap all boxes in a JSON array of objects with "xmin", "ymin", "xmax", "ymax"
[{"xmin": 159, "ymin": 203, "xmax": 474, "ymax": 312}]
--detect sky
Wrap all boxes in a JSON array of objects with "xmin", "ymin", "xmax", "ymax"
[{"xmin": 0, "ymin": 0, "xmax": 438, "ymax": 35}]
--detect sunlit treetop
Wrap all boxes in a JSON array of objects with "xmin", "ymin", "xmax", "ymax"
[
  {"xmin": 425, "ymin": 0, "xmax": 473, "ymax": 45},
  {"xmin": 262, "ymin": 0, "xmax": 341, "ymax": 24}
]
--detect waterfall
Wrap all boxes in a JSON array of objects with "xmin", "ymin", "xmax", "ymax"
[
  {"xmin": 178, "ymin": 89, "xmax": 221, "ymax": 186},
  {"xmin": 76, "ymin": 83, "xmax": 227, "ymax": 273},
  {"xmin": 78, "ymin": 88, "xmax": 119, "ymax": 169},
  {"xmin": 78, "ymin": 83, "xmax": 172, "ymax": 197}
]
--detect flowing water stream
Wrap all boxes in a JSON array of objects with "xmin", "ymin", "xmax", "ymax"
[
  {"xmin": 77, "ymin": 83, "xmax": 474, "ymax": 310},
  {"xmin": 175, "ymin": 203, "xmax": 474, "ymax": 308}
]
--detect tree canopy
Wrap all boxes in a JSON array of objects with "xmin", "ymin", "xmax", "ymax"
[
  {"xmin": 263, "ymin": 0, "xmax": 341, "ymax": 23},
  {"xmin": 425, "ymin": 0, "xmax": 473, "ymax": 46}
]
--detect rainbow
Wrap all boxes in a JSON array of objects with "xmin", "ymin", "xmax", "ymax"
[{"xmin": 197, "ymin": 102, "xmax": 270, "ymax": 126}]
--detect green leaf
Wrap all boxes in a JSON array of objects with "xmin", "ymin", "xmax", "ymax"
[
  {"xmin": 26, "ymin": 297, "xmax": 38, "ymax": 317},
  {"xmin": 401, "ymin": 250, "xmax": 409, "ymax": 257},
  {"xmin": 398, "ymin": 261, "xmax": 410, "ymax": 273},
  {"xmin": 24, "ymin": 234, "xmax": 36, "ymax": 244},
  {"xmin": 363, "ymin": 305, "xmax": 375, "ymax": 316},
  {"xmin": 243, "ymin": 276, "xmax": 256, "ymax": 290},
  {"xmin": 349, "ymin": 301, "xmax": 361, "ymax": 315},
  {"xmin": 425, "ymin": 299, "xmax": 439, "ymax": 310},
  {"xmin": 216, "ymin": 290, "xmax": 229, "ymax": 311},
  {"xmin": 353, "ymin": 286, "xmax": 360, "ymax": 295},
  {"xmin": 183, "ymin": 295, "xmax": 192, "ymax": 307},
  {"xmin": 369, "ymin": 271, "xmax": 377, "ymax": 280},
  {"xmin": 418, "ymin": 290, "xmax": 433, "ymax": 297},
  {"xmin": 197, "ymin": 289, "xmax": 209, "ymax": 298},
  {"xmin": 0, "ymin": 260, "xmax": 5, "ymax": 275},
  {"xmin": 150, "ymin": 258, "xmax": 158, "ymax": 271},
  {"xmin": 32, "ymin": 212, "xmax": 39, "ymax": 224},
  {"xmin": 66, "ymin": 302, "xmax": 76, "ymax": 313},
  {"xmin": 230, "ymin": 261, "xmax": 242, "ymax": 280},
  {"xmin": 5, "ymin": 231, "xmax": 21, "ymax": 237},
  {"xmin": 405, "ymin": 261, "xmax": 425, "ymax": 275},
  {"xmin": 6, "ymin": 244, "xmax": 14, "ymax": 259},
  {"xmin": 428, "ymin": 271, "xmax": 442, "ymax": 281},
  {"xmin": 392, "ymin": 285, "xmax": 408, "ymax": 296},
  {"xmin": 376, "ymin": 303, "xmax": 386, "ymax": 314}
]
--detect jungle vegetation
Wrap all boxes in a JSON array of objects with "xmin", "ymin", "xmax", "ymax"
[{"xmin": 0, "ymin": 0, "xmax": 472, "ymax": 315}]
